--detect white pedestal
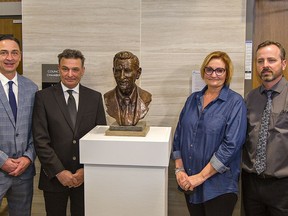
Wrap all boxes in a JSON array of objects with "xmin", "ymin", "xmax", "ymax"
[{"xmin": 80, "ymin": 125, "xmax": 172, "ymax": 216}]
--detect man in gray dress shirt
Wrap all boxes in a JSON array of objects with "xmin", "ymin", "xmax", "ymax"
[{"xmin": 242, "ymin": 40, "xmax": 288, "ymax": 216}]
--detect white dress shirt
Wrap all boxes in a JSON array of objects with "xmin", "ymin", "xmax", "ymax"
[
  {"xmin": 61, "ymin": 82, "xmax": 79, "ymax": 111},
  {"xmin": 0, "ymin": 72, "xmax": 18, "ymax": 105}
]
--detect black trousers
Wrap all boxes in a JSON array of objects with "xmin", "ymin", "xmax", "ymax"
[
  {"xmin": 43, "ymin": 185, "xmax": 84, "ymax": 216},
  {"xmin": 185, "ymin": 193, "xmax": 237, "ymax": 216},
  {"xmin": 242, "ymin": 170, "xmax": 288, "ymax": 216}
]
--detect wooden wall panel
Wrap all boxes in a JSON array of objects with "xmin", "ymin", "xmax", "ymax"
[
  {"xmin": 253, "ymin": 0, "xmax": 288, "ymax": 87},
  {"xmin": 0, "ymin": 18, "xmax": 23, "ymax": 74},
  {"xmin": 0, "ymin": 0, "xmax": 21, "ymax": 2}
]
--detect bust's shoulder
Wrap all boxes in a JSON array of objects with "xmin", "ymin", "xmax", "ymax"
[
  {"xmin": 138, "ymin": 86, "xmax": 151, "ymax": 97},
  {"xmin": 104, "ymin": 88, "xmax": 116, "ymax": 98},
  {"xmin": 137, "ymin": 86, "xmax": 152, "ymax": 103}
]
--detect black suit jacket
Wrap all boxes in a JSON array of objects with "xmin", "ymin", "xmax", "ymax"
[{"xmin": 32, "ymin": 83, "xmax": 106, "ymax": 192}]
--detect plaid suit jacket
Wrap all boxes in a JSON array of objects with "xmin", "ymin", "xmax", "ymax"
[{"xmin": 0, "ymin": 74, "xmax": 38, "ymax": 182}]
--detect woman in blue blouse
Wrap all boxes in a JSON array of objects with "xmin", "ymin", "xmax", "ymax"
[{"xmin": 172, "ymin": 51, "xmax": 247, "ymax": 216}]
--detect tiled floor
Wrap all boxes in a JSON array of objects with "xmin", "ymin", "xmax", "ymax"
[{"xmin": 0, "ymin": 159, "xmax": 241, "ymax": 216}]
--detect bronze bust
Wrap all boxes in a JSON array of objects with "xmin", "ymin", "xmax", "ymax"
[{"xmin": 104, "ymin": 51, "xmax": 152, "ymax": 126}]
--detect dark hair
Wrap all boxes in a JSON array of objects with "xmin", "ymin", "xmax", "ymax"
[
  {"xmin": 257, "ymin": 40, "xmax": 286, "ymax": 60},
  {"xmin": 200, "ymin": 51, "xmax": 233, "ymax": 85},
  {"xmin": 57, "ymin": 49, "xmax": 85, "ymax": 67},
  {"xmin": 113, "ymin": 51, "xmax": 139, "ymax": 68},
  {"xmin": 0, "ymin": 34, "xmax": 21, "ymax": 48}
]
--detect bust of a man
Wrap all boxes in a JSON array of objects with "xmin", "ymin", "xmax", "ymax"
[{"xmin": 104, "ymin": 51, "xmax": 152, "ymax": 126}]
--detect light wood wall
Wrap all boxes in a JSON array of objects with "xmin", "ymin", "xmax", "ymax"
[{"xmin": 22, "ymin": 0, "xmax": 246, "ymax": 129}]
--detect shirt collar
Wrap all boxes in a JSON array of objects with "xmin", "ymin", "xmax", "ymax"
[
  {"xmin": 260, "ymin": 76, "xmax": 287, "ymax": 95},
  {"xmin": 116, "ymin": 86, "xmax": 137, "ymax": 102},
  {"xmin": 0, "ymin": 72, "xmax": 18, "ymax": 86},
  {"xmin": 61, "ymin": 82, "xmax": 80, "ymax": 94},
  {"xmin": 198, "ymin": 84, "xmax": 229, "ymax": 101}
]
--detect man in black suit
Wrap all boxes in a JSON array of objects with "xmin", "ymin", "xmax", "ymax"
[
  {"xmin": 104, "ymin": 51, "xmax": 152, "ymax": 126},
  {"xmin": 32, "ymin": 49, "xmax": 106, "ymax": 216}
]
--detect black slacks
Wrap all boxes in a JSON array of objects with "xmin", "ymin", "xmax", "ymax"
[
  {"xmin": 242, "ymin": 170, "xmax": 288, "ymax": 216},
  {"xmin": 43, "ymin": 185, "xmax": 84, "ymax": 216},
  {"xmin": 185, "ymin": 193, "xmax": 237, "ymax": 216}
]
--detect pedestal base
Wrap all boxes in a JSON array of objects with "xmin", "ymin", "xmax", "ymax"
[
  {"xmin": 105, "ymin": 121, "xmax": 150, "ymax": 136},
  {"xmin": 105, "ymin": 126, "xmax": 150, "ymax": 136},
  {"xmin": 84, "ymin": 165, "xmax": 168, "ymax": 216},
  {"xmin": 80, "ymin": 126, "xmax": 172, "ymax": 216}
]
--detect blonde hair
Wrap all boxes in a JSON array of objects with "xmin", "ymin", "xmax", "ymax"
[{"xmin": 200, "ymin": 51, "xmax": 233, "ymax": 85}]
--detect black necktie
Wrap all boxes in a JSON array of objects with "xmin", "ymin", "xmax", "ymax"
[
  {"xmin": 254, "ymin": 90, "xmax": 272, "ymax": 174},
  {"xmin": 67, "ymin": 90, "xmax": 77, "ymax": 127},
  {"xmin": 8, "ymin": 81, "xmax": 17, "ymax": 122}
]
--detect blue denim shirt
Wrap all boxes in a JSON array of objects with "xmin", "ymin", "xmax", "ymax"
[{"xmin": 172, "ymin": 85, "xmax": 247, "ymax": 204}]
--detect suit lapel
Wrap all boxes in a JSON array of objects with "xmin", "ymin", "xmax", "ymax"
[
  {"xmin": 17, "ymin": 76, "xmax": 27, "ymax": 125},
  {"xmin": 52, "ymin": 83, "xmax": 75, "ymax": 131},
  {"xmin": 109, "ymin": 89, "xmax": 121, "ymax": 123},
  {"xmin": 134, "ymin": 87, "xmax": 149, "ymax": 124},
  {"xmin": 0, "ymin": 80, "xmax": 16, "ymax": 126}
]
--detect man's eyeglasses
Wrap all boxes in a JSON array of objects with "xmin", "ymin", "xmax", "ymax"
[
  {"xmin": 204, "ymin": 67, "xmax": 226, "ymax": 76},
  {"xmin": 0, "ymin": 50, "xmax": 21, "ymax": 58}
]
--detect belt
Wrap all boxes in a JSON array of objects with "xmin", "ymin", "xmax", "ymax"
[
  {"xmin": 255, "ymin": 172, "xmax": 275, "ymax": 179},
  {"xmin": 242, "ymin": 170, "xmax": 276, "ymax": 179}
]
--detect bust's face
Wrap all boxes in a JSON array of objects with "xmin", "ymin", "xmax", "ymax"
[{"xmin": 113, "ymin": 59, "xmax": 141, "ymax": 95}]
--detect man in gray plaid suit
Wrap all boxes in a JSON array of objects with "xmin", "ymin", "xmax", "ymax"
[{"xmin": 0, "ymin": 34, "xmax": 38, "ymax": 215}]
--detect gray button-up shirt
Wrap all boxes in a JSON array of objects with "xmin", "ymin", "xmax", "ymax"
[{"xmin": 243, "ymin": 77, "xmax": 288, "ymax": 178}]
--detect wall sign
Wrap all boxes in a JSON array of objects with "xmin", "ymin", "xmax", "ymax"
[{"xmin": 42, "ymin": 64, "xmax": 60, "ymax": 89}]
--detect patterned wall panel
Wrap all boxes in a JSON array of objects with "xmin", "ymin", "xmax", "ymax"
[{"xmin": 22, "ymin": 0, "xmax": 246, "ymax": 130}]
